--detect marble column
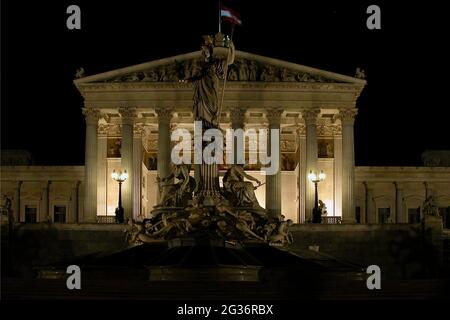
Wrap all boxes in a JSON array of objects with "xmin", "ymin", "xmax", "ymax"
[
  {"xmin": 395, "ymin": 182, "xmax": 404, "ymax": 223},
  {"xmin": 339, "ymin": 108, "xmax": 357, "ymax": 223},
  {"xmin": 229, "ymin": 107, "xmax": 246, "ymax": 164},
  {"xmin": 296, "ymin": 125, "xmax": 306, "ymax": 223},
  {"xmin": 71, "ymin": 181, "xmax": 80, "ymax": 223},
  {"xmin": 119, "ymin": 108, "xmax": 137, "ymax": 221},
  {"xmin": 333, "ymin": 126, "xmax": 343, "ymax": 219},
  {"xmin": 41, "ymin": 181, "xmax": 50, "ymax": 222},
  {"xmin": 155, "ymin": 108, "xmax": 173, "ymax": 183},
  {"xmin": 265, "ymin": 108, "xmax": 283, "ymax": 218},
  {"xmin": 14, "ymin": 181, "xmax": 22, "ymax": 223},
  {"xmin": 82, "ymin": 108, "xmax": 100, "ymax": 223},
  {"xmin": 97, "ymin": 123, "xmax": 108, "ymax": 216},
  {"xmin": 364, "ymin": 182, "xmax": 375, "ymax": 224},
  {"xmin": 133, "ymin": 124, "xmax": 144, "ymax": 219},
  {"xmin": 302, "ymin": 109, "xmax": 320, "ymax": 222}
]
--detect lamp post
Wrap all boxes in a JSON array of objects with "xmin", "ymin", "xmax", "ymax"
[
  {"xmin": 308, "ymin": 170, "xmax": 326, "ymax": 223},
  {"xmin": 111, "ymin": 169, "xmax": 128, "ymax": 223}
]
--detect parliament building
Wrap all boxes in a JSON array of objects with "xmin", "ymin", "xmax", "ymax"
[{"xmin": 2, "ymin": 50, "xmax": 450, "ymax": 228}]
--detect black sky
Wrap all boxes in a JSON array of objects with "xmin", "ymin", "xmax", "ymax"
[{"xmin": 1, "ymin": 0, "xmax": 449, "ymax": 166}]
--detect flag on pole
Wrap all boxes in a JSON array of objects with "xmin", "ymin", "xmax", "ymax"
[{"xmin": 220, "ymin": 5, "xmax": 242, "ymax": 26}]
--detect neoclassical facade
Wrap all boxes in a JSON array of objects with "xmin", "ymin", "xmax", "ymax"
[{"xmin": 2, "ymin": 50, "xmax": 450, "ymax": 226}]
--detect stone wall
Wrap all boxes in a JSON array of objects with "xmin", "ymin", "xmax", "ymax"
[
  {"xmin": 289, "ymin": 218, "xmax": 443, "ymax": 279},
  {"xmin": 2, "ymin": 223, "xmax": 127, "ymax": 277},
  {"xmin": 2, "ymin": 218, "xmax": 445, "ymax": 280}
]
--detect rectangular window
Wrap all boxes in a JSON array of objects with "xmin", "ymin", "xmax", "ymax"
[
  {"xmin": 408, "ymin": 207, "xmax": 421, "ymax": 223},
  {"xmin": 439, "ymin": 207, "xmax": 450, "ymax": 229},
  {"xmin": 378, "ymin": 208, "xmax": 390, "ymax": 224},
  {"xmin": 54, "ymin": 206, "xmax": 66, "ymax": 223},
  {"xmin": 25, "ymin": 205, "xmax": 37, "ymax": 223}
]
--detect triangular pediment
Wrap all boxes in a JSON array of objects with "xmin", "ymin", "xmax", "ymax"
[{"xmin": 74, "ymin": 50, "xmax": 365, "ymax": 85}]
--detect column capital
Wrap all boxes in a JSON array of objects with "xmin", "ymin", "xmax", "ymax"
[
  {"xmin": 229, "ymin": 106, "xmax": 247, "ymax": 128},
  {"xmin": 301, "ymin": 109, "xmax": 320, "ymax": 125},
  {"xmin": 82, "ymin": 108, "xmax": 100, "ymax": 125},
  {"xmin": 119, "ymin": 108, "xmax": 138, "ymax": 125},
  {"xmin": 338, "ymin": 108, "xmax": 358, "ymax": 125},
  {"xmin": 266, "ymin": 108, "xmax": 283, "ymax": 125},
  {"xmin": 16, "ymin": 181, "xmax": 23, "ymax": 189},
  {"xmin": 155, "ymin": 107, "xmax": 173, "ymax": 122}
]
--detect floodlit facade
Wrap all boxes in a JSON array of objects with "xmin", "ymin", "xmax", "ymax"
[{"xmin": 2, "ymin": 51, "xmax": 450, "ymax": 226}]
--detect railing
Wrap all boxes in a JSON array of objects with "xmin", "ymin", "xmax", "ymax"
[
  {"xmin": 96, "ymin": 216, "xmax": 116, "ymax": 224},
  {"xmin": 321, "ymin": 216, "xmax": 342, "ymax": 224}
]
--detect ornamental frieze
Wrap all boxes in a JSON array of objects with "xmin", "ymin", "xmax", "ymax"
[{"xmin": 103, "ymin": 58, "xmax": 345, "ymax": 84}]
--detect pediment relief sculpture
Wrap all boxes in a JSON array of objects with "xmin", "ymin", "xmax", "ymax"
[{"xmin": 103, "ymin": 57, "xmax": 344, "ymax": 84}]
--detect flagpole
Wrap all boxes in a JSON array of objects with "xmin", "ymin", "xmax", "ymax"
[{"xmin": 218, "ymin": 0, "xmax": 222, "ymax": 33}]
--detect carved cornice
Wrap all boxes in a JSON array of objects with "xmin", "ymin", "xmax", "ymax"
[
  {"xmin": 266, "ymin": 108, "xmax": 283, "ymax": 126},
  {"xmin": 99, "ymin": 57, "xmax": 346, "ymax": 84},
  {"xmin": 301, "ymin": 109, "xmax": 320, "ymax": 125},
  {"xmin": 82, "ymin": 108, "xmax": 100, "ymax": 125},
  {"xmin": 77, "ymin": 82, "xmax": 364, "ymax": 92},
  {"xmin": 155, "ymin": 107, "xmax": 173, "ymax": 122},
  {"xmin": 338, "ymin": 108, "xmax": 358, "ymax": 125}
]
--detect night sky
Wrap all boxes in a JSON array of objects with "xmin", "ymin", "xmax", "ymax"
[{"xmin": 1, "ymin": 1, "xmax": 449, "ymax": 166}]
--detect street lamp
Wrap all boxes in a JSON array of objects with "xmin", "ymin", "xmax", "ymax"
[
  {"xmin": 111, "ymin": 169, "xmax": 128, "ymax": 223},
  {"xmin": 308, "ymin": 170, "xmax": 326, "ymax": 223}
]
